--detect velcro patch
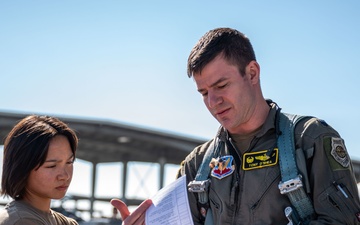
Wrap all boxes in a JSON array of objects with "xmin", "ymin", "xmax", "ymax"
[
  {"xmin": 242, "ymin": 149, "xmax": 278, "ymax": 171},
  {"xmin": 324, "ymin": 137, "xmax": 350, "ymax": 170},
  {"xmin": 210, "ymin": 155, "xmax": 235, "ymax": 179}
]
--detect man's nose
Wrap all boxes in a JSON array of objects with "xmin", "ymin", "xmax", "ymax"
[{"xmin": 207, "ymin": 91, "xmax": 222, "ymax": 108}]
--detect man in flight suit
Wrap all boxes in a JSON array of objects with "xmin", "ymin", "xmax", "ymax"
[
  {"xmin": 111, "ymin": 27, "xmax": 360, "ymax": 225},
  {"xmin": 177, "ymin": 27, "xmax": 360, "ymax": 225}
]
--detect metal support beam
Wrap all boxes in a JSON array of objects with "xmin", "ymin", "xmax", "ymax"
[
  {"xmin": 90, "ymin": 162, "xmax": 97, "ymax": 218},
  {"xmin": 159, "ymin": 157, "xmax": 166, "ymax": 189},
  {"xmin": 122, "ymin": 161, "xmax": 128, "ymax": 203}
]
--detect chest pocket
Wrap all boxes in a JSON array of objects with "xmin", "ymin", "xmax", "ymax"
[
  {"xmin": 208, "ymin": 172, "xmax": 239, "ymax": 224},
  {"xmin": 246, "ymin": 165, "xmax": 290, "ymax": 225},
  {"xmin": 247, "ymin": 164, "xmax": 281, "ymax": 209}
]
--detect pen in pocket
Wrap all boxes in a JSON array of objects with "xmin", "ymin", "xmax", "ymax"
[{"xmin": 333, "ymin": 181, "xmax": 348, "ymax": 198}]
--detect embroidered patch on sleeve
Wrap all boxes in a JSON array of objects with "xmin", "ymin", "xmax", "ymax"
[
  {"xmin": 242, "ymin": 148, "xmax": 278, "ymax": 171},
  {"xmin": 324, "ymin": 137, "xmax": 350, "ymax": 170}
]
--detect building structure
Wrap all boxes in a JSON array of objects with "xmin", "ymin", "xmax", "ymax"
[{"xmin": 0, "ymin": 110, "xmax": 359, "ymax": 218}]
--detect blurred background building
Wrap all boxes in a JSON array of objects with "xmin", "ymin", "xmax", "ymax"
[{"xmin": 1, "ymin": 111, "xmax": 360, "ymax": 223}]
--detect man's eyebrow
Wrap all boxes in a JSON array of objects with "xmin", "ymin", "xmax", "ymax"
[{"xmin": 197, "ymin": 77, "xmax": 227, "ymax": 93}]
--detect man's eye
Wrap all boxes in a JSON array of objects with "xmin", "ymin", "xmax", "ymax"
[{"xmin": 218, "ymin": 83, "xmax": 227, "ymax": 89}]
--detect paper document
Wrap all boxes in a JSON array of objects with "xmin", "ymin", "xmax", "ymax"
[{"xmin": 145, "ymin": 175, "xmax": 194, "ymax": 225}]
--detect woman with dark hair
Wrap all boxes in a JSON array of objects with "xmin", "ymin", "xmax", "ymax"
[{"xmin": 0, "ymin": 115, "xmax": 79, "ymax": 225}]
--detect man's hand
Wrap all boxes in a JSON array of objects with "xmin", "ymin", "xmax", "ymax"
[{"xmin": 111, "ymin": 198, "xmax": 153, "ymax": 225}]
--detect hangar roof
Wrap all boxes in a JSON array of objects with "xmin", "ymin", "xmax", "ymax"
[
  {"xmin": 0, "ymin": 110, "xmax": 206, "ymax": 165},
  {"xmin": 1, "ymin": 110, "xmax": 360, "ymax": 217}
]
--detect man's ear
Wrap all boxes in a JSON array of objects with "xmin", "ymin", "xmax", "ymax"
[{"xmin": 245, "ymin": 60, "xmax": 260, "ymax": 83}]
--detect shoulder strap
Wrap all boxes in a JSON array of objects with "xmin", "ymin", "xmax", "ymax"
[
  {"xmin": 188, "ymin": 128, "xmax": 224, "ymax": 222},
  {"xmin": 277, "ymin": 112, "xmax": 315, "ymax": 224}
]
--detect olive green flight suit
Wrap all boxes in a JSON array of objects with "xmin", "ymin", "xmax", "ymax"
[{"xmin": 178, "ymin": 103, "xmax": 360, "ymax": 225}]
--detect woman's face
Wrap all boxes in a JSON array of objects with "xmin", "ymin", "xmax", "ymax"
[{"xmin": 25, "ymin": 135, "xmax": 74, "ymax": 201}]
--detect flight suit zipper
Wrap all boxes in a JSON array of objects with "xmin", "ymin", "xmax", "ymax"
[
  {"xmin": 227, "ymin": 138, "xmax": 241, "ymax": 224},
  {"xmin": 233, "ymin": 135, "xmax": 262, "ymax": 224},
  {"xmin": 230, "ymin": 172, "xmax": 240, "ymax": 224}
]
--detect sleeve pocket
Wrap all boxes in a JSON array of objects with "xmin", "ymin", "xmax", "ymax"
[{"xmin": 318, "ymin": 183, "xmax": 357, "ymax": 224}]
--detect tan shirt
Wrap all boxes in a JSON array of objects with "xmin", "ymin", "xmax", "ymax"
[
  {"xmin": 0, "ymin": 200, "xmax": 78, "ymax": 225},
  {"xmin": 179, "ymin": 102, "xmax": 360, "ymax": 225}
]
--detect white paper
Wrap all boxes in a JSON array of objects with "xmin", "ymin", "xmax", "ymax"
[{"xmin": 145, "ymin": 175, "xmax": 194, "ymax": 225}]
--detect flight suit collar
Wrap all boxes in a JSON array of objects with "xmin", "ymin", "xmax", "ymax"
[
  {"xmin": 219, "ymin": 100, "xmax": 279, "ymax": 141},
  {"xmin": 256, "ymin": 101, "xmax": 278, "ymax": 138}
]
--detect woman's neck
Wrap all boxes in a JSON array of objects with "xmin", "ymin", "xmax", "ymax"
[{"xmin": 22, "ymin": 193, "xmax": 51, "ymax": 213}]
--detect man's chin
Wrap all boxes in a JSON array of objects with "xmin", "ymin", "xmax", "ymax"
[{"xmin": 217, "ymin": 117, "xmax": 231, "ymax": 127}]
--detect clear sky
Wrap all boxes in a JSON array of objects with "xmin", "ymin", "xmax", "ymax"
[{"xmin": 1, "ymin": 0, "xmax": 360, "ymax": 220}]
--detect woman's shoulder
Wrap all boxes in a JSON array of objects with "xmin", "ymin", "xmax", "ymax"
[
  {"xmin": 0, "ymin": 200, "xmax": 78, "ymax": 225},
  {"xmin": 0, "ymin": 200, "xmax": 39, "ymax": 225},
  {"xmin": 51, "ymin": 210, "xmax": 79, "ymax": 225}
]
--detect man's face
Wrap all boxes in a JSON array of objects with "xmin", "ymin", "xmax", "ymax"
[{"xmin": 194, "ymin": 55, "xmax": 257, "ymax": 134}]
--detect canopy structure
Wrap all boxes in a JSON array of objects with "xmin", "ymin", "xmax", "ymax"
[{"xmin": 0, "ymin": 110, "xmax": 206, "ymax": 217}]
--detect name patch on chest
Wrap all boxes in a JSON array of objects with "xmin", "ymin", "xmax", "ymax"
[{"xmin": 242, "ymin": 148, "xmax": 278, "ymax": 171}]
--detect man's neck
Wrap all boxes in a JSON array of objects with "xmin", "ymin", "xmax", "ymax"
[{"xmin": 230, "ymin": 99, "xmax": 270, "ymax": 135}]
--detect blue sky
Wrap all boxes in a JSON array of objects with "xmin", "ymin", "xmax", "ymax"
[{"xmin": 1, "ymin": 0, "xmax": 360, "ymax": 219}]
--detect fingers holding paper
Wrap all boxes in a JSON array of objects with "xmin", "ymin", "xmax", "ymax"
[{"xmin": 111, "ymin": 198, "xmax": 153, "ymax": 225}]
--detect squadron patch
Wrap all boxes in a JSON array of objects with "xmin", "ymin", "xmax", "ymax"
[
  {"xmin": 330, "ymin": 137, "xmax": 350, "ymax": 168},
  {"xmin": 242, "ymin": 148, "xmax": 278, "ymax": 171},
  {"xmin": 324, "ymin": 137, "xmax": 350, "ymax": 170},
  {"xmin": 210, "ymin": 155, "xmax": 235, "ymax": 179}
]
